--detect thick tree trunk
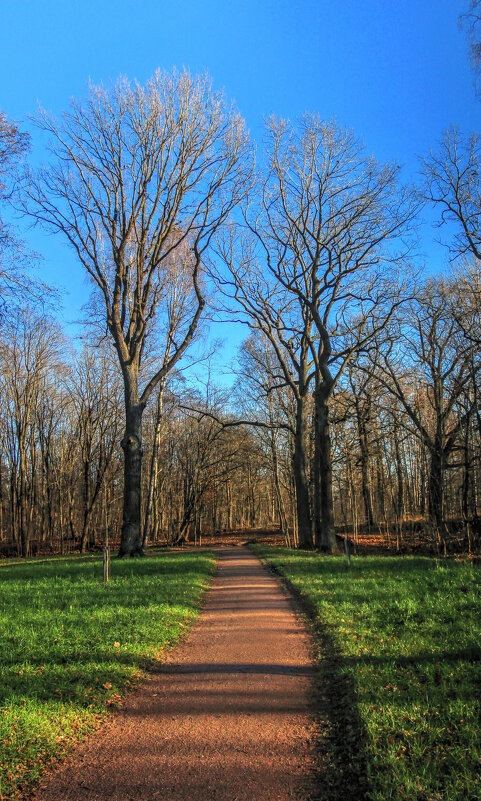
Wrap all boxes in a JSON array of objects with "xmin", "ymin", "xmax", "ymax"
[
  {"xmin": 377, "ymin": 459, "xmax": 386, "ymax": 524},
  {"xmin": 314, "ymin": 390, "xmax": 337, "ymax": 553},
  {"xmin": 118, "ymin": 402, "xmax": 145, "ymax": 557},
  {"xmin": 427, "ymin": 443, "xmax": 449, "ymax": 556},
  {"xmin": 428, "ymin": 446, "xmax": 445, "ymax": 528},
  {"xmin": 292, "ymin": 398, "xmax": 313, "ymax": 549}
]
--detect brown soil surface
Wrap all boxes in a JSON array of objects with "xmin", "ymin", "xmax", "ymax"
[{"xmin": 30, "ymin": 547, "xmax": 317, "ymax": 801}]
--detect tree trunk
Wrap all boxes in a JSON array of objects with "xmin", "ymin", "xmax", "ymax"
[
  {"xmin": 428, "ymin": 446, "xmax": 445, "ymax": 528},
  {"xmin": 462, "ymin": 412, "xmax": 473, "ymax": 552},
  {"xmin": 292, "ymin": 398, "xmax": 313, "ymax": 549},
  {"xmin": 118, "ymin": 402, "xmax": 145, "ymax": 557},
  {"xmin": 80, "ymin": 458, "xmax": 91, "ymax": 553},
  {"xmin": 356, "ymin": 400, "xmax": 374, "ymax": 529},
  {"xmin": 271, "ymin": 435, "xmax": 289, "ymax": 546},
  {"xmin": 393, "ymin": 424, "xmax": 404, "ymax": 521},
  {"xmin": 143, "ymin": 381, "xmax": 165, "ymax": 549},
  {"xmin": 19, "ymin": 448, "xmax": 29, "ymax": 558},
  {"xmin": 314, "ymin": 390, "xmax": 337, "ymax": 552}
]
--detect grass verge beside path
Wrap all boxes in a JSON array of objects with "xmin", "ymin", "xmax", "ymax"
[
  {"xmin": 0, "ymin": 551, "xmax": 215, "ymax": 800},
  {"xmin": 252, "ymin": 545, "xmax": 481, "ymax": 801}
]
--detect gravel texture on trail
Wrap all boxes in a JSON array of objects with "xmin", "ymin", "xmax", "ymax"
[{"xmin": 30, "ymin": 547, "xmax": 317, "ymax": 801}]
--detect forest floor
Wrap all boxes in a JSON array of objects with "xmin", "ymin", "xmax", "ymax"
[
  {"xmin": 172, "ymin": 523, "xmax": 481, "ymax": 558},
  {"xmin": 23, "ymin": 547, "xmax": 317, "ymax": 801}
]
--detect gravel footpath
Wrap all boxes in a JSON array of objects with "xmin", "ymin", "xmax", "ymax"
[{"xmin": 31, "ymin": 547, "xmax": 317, "ymax": 801}]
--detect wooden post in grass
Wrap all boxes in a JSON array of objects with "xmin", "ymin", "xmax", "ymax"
[{"xmin": 344, "ymin": 535, "xmax": 351, "ymax": 568}]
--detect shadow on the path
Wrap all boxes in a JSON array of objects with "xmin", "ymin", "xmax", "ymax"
[
  {"xmin": 271, "ymin": 571, "xmax": 371, "ymax": 801},
  {"xmin": 158, "ymin": 661, "xmax": 313, "ymax": 676}
]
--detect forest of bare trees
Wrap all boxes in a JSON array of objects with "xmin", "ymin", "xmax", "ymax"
[{"xmin": 2, "ymin": 69, "xmax": 481, "ymax": 558}]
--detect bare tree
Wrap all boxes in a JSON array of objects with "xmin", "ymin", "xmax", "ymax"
[
  {"xmin": 368, "ymin": 278, "xmax": 478, "ymax": 547},
  {"xmin": 0, "ymin": 308, "xmax": 62, "ymax": 556},
  {"xmin": 257, "ymin": 117, "xmax": 417, "ymax": 551},
  {"xmin": 0, "ymin": 112, "xmax": 48, "ymax": 314},
  {"xmin": 214, "ymin": 236, "xmax": 317, "ymax": 547},
  {"xmin": 218, "ymin": 117, "xmax": 415, "ymax": 551},
  {"xmin": 66, "ymin": 345, "xmax": 121, "ymax": 552},
  {"xmin": 421, "ymin": 127, "xmax": 481, "ymax": 262},
  {"xmin": 22, "ymin": 70, "xmax": 252, "ymax": 556}
]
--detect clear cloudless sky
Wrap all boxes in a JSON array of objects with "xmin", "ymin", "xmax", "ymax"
[{"xmin": 1, "ymin": 0, "xmax": 480, "ymax": 370}]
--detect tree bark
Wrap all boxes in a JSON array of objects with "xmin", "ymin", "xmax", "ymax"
[
  {"xmin": 356, "ymin": 397, "xmax": 375, "ymax": 529},
  {"xmin": 270, "ymin": 434, "xmax": 289, "ymax": 546},
  {"xmin": 143, "ymin": 381, "xmax": 165, "ymax": 549},
  {"xmin": 314, "ymin": 389, "xmax": 337, "ymax": 552},
  {"xmin": 428, "ymin": 446, "xmax": 445, "ymax": 528},
  {"xmin": 119, "ymin": 402, "xmax": 145, "ymax": 557},
  {"xmin": 292, "ymin": 398, "xmax": 313, "ymax": 549}
]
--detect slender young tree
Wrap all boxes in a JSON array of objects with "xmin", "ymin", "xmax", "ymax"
[{"xmin": 22, "ymin": 70, "xmax": 252, "ymax": 556}]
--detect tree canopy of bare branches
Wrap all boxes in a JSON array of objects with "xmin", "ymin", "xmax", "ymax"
[
  {"xmin": 22, "ymin": 70, "xmax": 253, "ymax": 556},
  {"xmin": 0, "ymin": 111, "xmax": 43, "ymax": 314},
  {"xmin": 461, "ymin": 0, "xmax": 481, "ymax": 93},
  {"xmin": 216, "ymin": 116, "xmax": 416, "ymax": 551},
  {"xmin": 367, "ymin": 278, "xmax": 478, "ymax": 538},
  {"xmin": 421, "ymin": 127, "xmax": 481, "ymax": 263}
]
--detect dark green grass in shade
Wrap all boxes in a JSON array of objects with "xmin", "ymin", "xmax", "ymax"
[{"xmin": 252, "ymin": 546, "xmax": 481, "ymax": 801}]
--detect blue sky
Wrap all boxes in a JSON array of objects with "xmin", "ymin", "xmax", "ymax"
[{"xmin": 1, "ymin": 0, "xmax": 480, "ymax": 372}]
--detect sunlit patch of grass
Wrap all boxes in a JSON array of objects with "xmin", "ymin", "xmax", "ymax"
[
  {"xmin": 0, "ymin": 551, "xmax": 215, "ymax": 799},
  {"xmin": 253, "ymin": 547, "xmax": 481, "ymax": 801}
]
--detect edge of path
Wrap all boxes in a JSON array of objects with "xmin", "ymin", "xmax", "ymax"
[{"xmin": 249, "ymin": 544, "xmax": 371, "ymax": 801}]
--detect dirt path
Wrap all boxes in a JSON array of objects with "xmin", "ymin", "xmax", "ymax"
[{"xmin": 31, "ymin": 547, "xmax": 317, "ymax": 801}]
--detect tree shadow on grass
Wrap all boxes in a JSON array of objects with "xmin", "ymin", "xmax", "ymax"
[
  {"xmin": 0, "ymin": 552, "xmax": 215, "ymax": 711},
  {"xmin": 267, "ymin": 549, "xmax": 477, "ymax": 577},
  {"xmin": 270, "ymin": 567, "xmax": 371, "ymax": 801}
]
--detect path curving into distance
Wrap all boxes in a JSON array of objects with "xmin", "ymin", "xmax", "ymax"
[{"xmin": 32, "ymin": 547, "xmax": 317, "ymax": 801}]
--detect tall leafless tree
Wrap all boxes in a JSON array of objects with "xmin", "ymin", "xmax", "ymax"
[
  {"xmin": 217, "ymin": 116, "xmax": 415, "ymax": 551},
  {"xmin": 214, "ymin": 239, "xmax": 316, "ymax": 547},
  {"xmin": 21, "ymin": 70, "xmax": 252, "ymax": 556}
]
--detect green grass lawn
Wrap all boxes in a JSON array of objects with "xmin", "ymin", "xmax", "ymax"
[
  {"xmin": 0, "ymin": 550, "xmax": 215, "ymax": 800},
  {"xmin": 252, "ymin": 546, "xmax": 481, "ymax": 801}
]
